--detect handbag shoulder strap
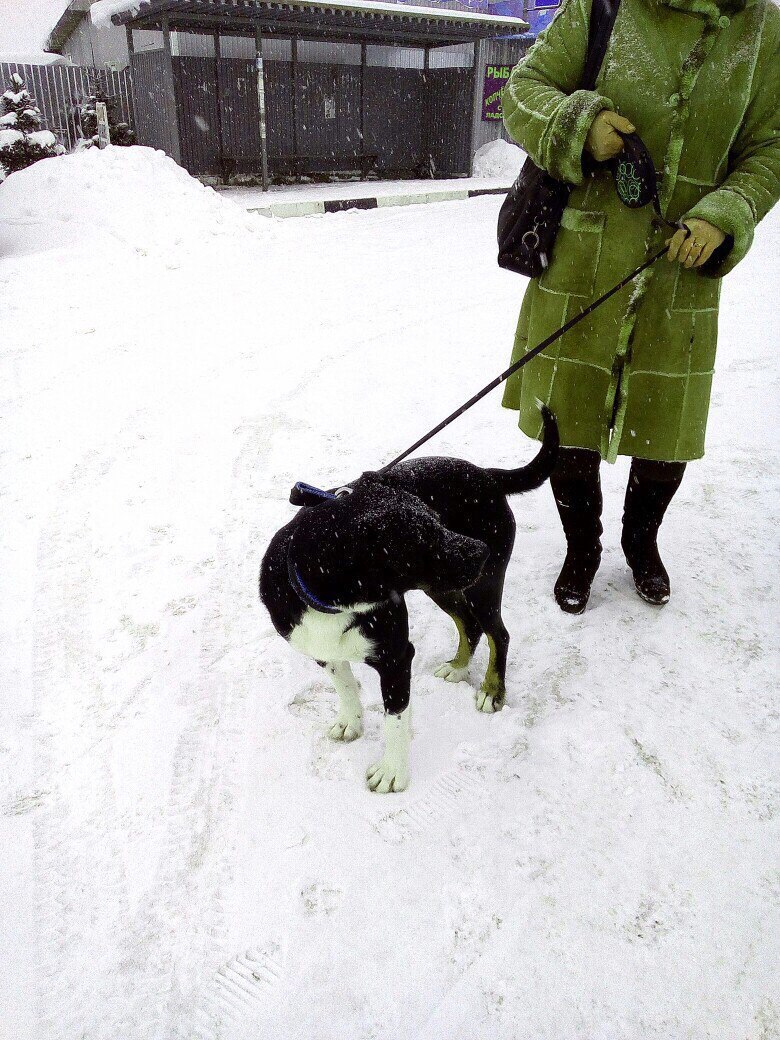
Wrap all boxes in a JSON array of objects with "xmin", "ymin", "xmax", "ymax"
[{"xmin": 581, "ymin": 0, "xmax": 622, "ymax": 90}]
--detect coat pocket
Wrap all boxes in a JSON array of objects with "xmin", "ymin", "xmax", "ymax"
[
  {"xmin": 539, "ymin": 208, "xmax": 606, "ymax": 298},
  {"xmin": 671, "ymin": 264, "xmax": 722, "ymax": 312}
]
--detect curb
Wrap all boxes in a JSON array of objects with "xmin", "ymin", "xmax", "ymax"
[{"xmin": 247, "ymin": 185, "xmax": 510, "ymax": 219}]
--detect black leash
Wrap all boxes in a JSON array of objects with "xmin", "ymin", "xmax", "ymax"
[{"xmin": 379, "ymin": 229, "xmax": 687, "ymax": 473}]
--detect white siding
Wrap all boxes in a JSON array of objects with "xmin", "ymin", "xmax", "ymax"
[
  {"xmin": 63, "ymin": 15, "xmax": 130, "ymax": 68},
  {"xmin": 429, "ymin": 43, "xmax": 474, "ymax": 68},
  {"xmin": 296, "ymin": 40, "xmax": 362, "ymax": 65},
  {"xmin": 366, "ymin": 45, "xmax": 425, "ymax": 69}
]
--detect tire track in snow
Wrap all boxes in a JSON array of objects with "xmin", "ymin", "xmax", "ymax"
[
  {"xmin": 30, "ymin": 506, "xmax": 144, "ymax": 1040},
  {"xmin": 28, "ymin": 413, "xmax": 269, "ymax": 1039},
  {"xmin": 159, "ymin": 414, "xmax": 288, "ymax": 1040}
]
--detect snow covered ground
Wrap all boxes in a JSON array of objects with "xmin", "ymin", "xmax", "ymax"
[{"xmin": 1, "ymin": 146, "xmax": 778, "ymax": 1040}]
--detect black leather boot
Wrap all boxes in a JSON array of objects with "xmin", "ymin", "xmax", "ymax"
[
  {"xmin": 621, "ymin": 458, "xmax": 686, "ymax": 605},
  {"xmin": 550, "ymin": 448, "xmax": 603, "ymax": 614}
]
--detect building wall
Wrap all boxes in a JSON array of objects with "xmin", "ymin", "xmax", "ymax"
[
  {"xmin": 470, "ymin": 36, "xmax": 528, "ymax": 166},
  {"xmin": 62, "ymin": 16, "xmax": 130, "ymax": 69},
  {"xmin": 520, "ymin": 0, "xmax": 561, "ymax": 35}
]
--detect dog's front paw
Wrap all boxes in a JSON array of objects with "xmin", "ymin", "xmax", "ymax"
[
  {"xmin": 434, "ymin": 662, "xmax": 469, "ymax": 684},
  {"xmin": 366, "ymin": 759, "xmax": 409, "ymax": 794},
  {"xmin": 328, "ymin": 715, "xmax": 363, "ymax": 742},
  {"xmin": 476, "ymin": 683, "xmax": 506, "ymax": 714}
]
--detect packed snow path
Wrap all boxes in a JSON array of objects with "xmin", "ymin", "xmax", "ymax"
[{"xmin": 1, "ymin": 149, "xmax": 777, "ymax": 1040}]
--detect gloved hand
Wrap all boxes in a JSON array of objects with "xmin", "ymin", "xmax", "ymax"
[
  {"xmin": 584, "ymin": 110, "xmax": 636, "ymax": 162},
  {"xmin": 665, "ymin": 218, "xmax": 727, "ymax": 268}
]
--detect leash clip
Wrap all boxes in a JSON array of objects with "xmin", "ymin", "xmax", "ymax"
[
  {"xmin": 289, "ymin": 481, "xmax": 354, "ymax": 506},
  {"xmin": 294, "ymin": 481, "xmax": 337, "ymax": 500}
]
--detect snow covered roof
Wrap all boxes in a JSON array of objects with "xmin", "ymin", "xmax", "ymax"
[
  {"xmin": 46, "ymin": 1, "xmax": 97, "ymax": 53},
  {"xmin": 100, "ymin": 0, "xmax": 528, "ymax": 43},
  {"xmin": 0, "ymin": 51, "xmax": 73, "ymax": 66}
]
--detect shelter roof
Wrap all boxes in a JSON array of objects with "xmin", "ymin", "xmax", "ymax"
[{"xmin": 115, "ymin": 0, "xmax": 529, "ymax": 46}]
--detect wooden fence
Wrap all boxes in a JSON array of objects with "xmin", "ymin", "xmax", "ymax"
[{"xmin": 0, "ymin": 62, "xmax": 134, "ymax": 152}]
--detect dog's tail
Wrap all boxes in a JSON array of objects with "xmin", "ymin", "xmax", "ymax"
[{"xmin": 487, "ymin": 403, "xmax": 559, "ymax": 495}]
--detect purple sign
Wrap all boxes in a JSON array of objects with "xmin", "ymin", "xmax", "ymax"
[{"xmin": 482, "ymin": 64, "xmax": 511, "ymax": 122}]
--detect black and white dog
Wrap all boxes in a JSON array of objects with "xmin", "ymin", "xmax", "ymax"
[{"xmin": 260, "ymin": 406, "xmax": 558, "ymax": 793}]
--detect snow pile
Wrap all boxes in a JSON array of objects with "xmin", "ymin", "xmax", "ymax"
[
  {"xmin": 473, "ymin": 138, "xmax": 525, "ymax": 181},
  {"xmin": 0, "ymin": 144, "xmax": 258, "ymax": 256}
]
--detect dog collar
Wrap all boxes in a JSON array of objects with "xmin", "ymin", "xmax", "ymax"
[{"xmin": 287, "ymin": 551, "xmax": 341, "ymax": 615}]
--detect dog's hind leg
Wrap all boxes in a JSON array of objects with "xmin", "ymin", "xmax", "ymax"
[
  {"xmin": 464, "ymin": 583, "xmax": 509, "ymax": 714},
  {"xmin": 429, "ymin": 592, "xmax": 482, "ymax": 684},
  {"xmin": 323, "ymin": 661, "xmax": 363, "ymax": 742}
]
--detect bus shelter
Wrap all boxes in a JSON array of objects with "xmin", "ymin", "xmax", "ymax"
[{"xmin": 114, "ymin": 0, "xmax": 528, "ymax": 185}]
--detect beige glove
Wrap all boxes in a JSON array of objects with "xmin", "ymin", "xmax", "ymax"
[
  {"xmin": 665, "ymin": 218, "xmax": 727, "ymax": 268},
  {"xmin": 584, "ymin": 110, "xmax": 635, "ymax": 161}
]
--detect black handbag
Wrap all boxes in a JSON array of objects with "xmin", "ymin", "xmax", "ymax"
[{"xmin": 497, "ymin": 0, "xmax": 622, "ymax": 276}]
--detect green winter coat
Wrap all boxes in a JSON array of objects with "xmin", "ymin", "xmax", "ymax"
[{"xmin": 500, "ymin": 0, "xmax": 780, "ymax": 462}]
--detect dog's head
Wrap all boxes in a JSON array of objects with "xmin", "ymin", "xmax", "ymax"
[{"xmin": 289, "ymin": 472, "xmax": 489, "ymax": 605}]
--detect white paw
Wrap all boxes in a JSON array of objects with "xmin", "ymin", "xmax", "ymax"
[
  {"xmin": 434, "ymin": 662, "xmax": 469, "ymax": 683},
  {"xmin": 475, "ymin": 687, "xmax": 505, "ymax": 714},
  {"xmin": 328, "ymin": 716, "xmax": 363, "ymax": 742},
  {"xmin": 366, "ymin": 759, "xmax": 409, "ymax": 794}
]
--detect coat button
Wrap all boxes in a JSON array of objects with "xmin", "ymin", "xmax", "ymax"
[
  {"xmin": 668, "ymin": 92, "xmax": 680, "ymax": 106},
  {"xmin": 718, "ymin": 14, "xmax": 730, "ymax": 27}
]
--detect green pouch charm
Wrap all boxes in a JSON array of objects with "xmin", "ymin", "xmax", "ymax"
[{"xmin": 608, "ymin": 132, "xmax": 659, "ymax": 209}]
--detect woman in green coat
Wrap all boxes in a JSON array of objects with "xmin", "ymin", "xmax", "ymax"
[{"xmin": 501, "ymin": 0, "xmax": 780, "ymax": 612}]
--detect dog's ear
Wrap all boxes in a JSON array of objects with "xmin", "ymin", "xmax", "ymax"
[
  {"xmin": 383, "ymin": 507, "xmax": 489, "ymax": 594},
  {"xmin": 424, "ymin": 529, "xmax": 490, "ymax": 593}
]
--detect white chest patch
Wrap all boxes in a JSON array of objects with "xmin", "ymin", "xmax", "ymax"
[{"xmin": 289, "ymin": 606, "xmax": 375, "ymax": 664}]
